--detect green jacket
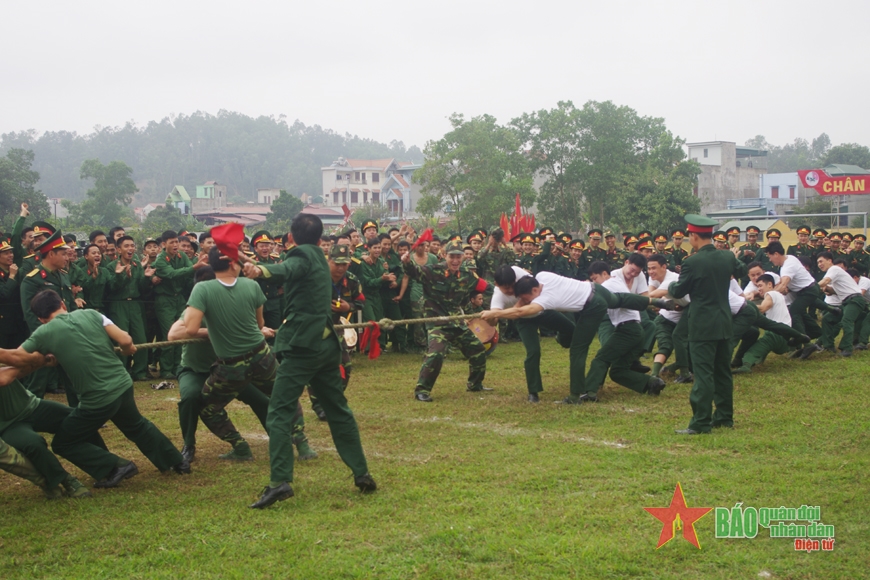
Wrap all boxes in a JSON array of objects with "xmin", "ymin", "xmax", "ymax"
[
  {"xmin": 70, "ymin": 262, "xmax": 111, "ymax": 311},
  {"xmin": 668, "ymin": 244, "xmax": 746, "ymax": 342},
  {"xmin": 152, "ymin": 250, "xmax": 194, "ymax": 297},
  {"xmin": 0, "ymin": 265, "xmax": 24, "ymax": 335},
  {"xmin": 260, "ymin": 244, "xmax": 337, "ymax": 353},
  {"xmin": 20, "ymin": 264, "xmax": 77, "ymax": 331}
]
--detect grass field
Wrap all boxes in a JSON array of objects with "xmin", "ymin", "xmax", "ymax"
[{"xmin": 1, "ymin": 338, "xmax": 866, "ymax": 579}]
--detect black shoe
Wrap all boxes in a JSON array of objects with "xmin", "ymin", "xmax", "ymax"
[
  {"xmin": 315, "ymin": 408, "xmax": 327, "ymax": 421},
  {"xmin": 172, "ymin": 459, "xmax": 192, "ymax": 475},
  {"xmin": 250, "ymin": 483, "xmax": 294, "ymax": 509},
  {"xmin": 799, "ymin": 343, "xmax": 822, "ymax": 360},
  {"xmin": 577, "ymin": 393, "xmax": 597, "ymax": 403},
  {"xmin": 630, "ymin": 360, "xmax": 651, "ymax": 373},
  {"xmin": 650, "ymin": 298, "xmax": 675, "ymax": 310},
  {"xmin": 674, "ymin": 428, "xmax": 705, "ymax": 435},
  {"xmin": 854, "ymin": 343, "xmax": 868, "ymax": 351},
  {"xmin": 787, "ymin": 335, "xmax": 809, "ymax": 347},
  {"xmin": 673, "ymin": 373, "xmax": 694, "ymax": 384},
  {"xmin": 414, "ymin": 391, "xmax": 432, "ymax": 402},
  {"xmin": 467, "ymin": 385, "xmax": 493, "ymax": 392},
  {"xmin": 839, "ymin": 350, "xmax": 853, "ymax": 357},
  {"xmin": 354, "ymin": 473, "xmax": 377, "ymax": 493},
  {"xmin": 181, "ymin": 445, "xmax": 196, "ymax": 463},
  {"xmin": 528, "ymin": 393, "xmax": 540, "ymax": 403},
  {"xmin": 646, "ymin": 377, "xmax": 666, "ymax": 396},
  {"xmin": 94, "ymin": 461, "xmax": 139, "ymax": 488}
]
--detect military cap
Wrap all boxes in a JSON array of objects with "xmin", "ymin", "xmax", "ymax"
[
  {"xmin": 766, "ymin": 229, "xmax": 782, "ymax": 240},
  {"xmin": 726, "ymin": 227, "xmax": 741, "ymax": 237},
  {"xmin": 603, "ymin": 230, "xmax": 616, "ymax": 239},
  {"xmin": 0, "ymin": 240, "xmax": 12, "ymax": 253},
  {"xmin": 519, "ymin": 233, "xmax": 537, "ymax": 245},
  {"xmin": 622, "ymin": 232, "xmax": 634, "ymax": 241},
  {"xmin": 444, "ymin": 240, "xmax": 465, "ymax": 255},
  {"xmin": 179, "ymin": 230, "xmax": 190, "ymax": 238},
  {"xmin": 473, "ymin": 228, "xmax": 488, "ymax": 239},
  {"xmin": 35, "ymin": 230, "xmax": 67, "ymax": 255},
  {"xmin": 568, "ymin": 239, "xmax": 586, "ymax": 251},
  {"xmin": 587, "ymin": 229, "xmax": 603, "ymax": 240},
  {"xmin": 510, "ymin": 232, "xmax": 524, "ymax": 243},
  {"xmin": 31, "ymin": 221, "xmax": 56, "ymax": 238},
  {"xmin": 795, "ymin": 225, "xmax": 811, "ymax": 236},
  {"xmin": 712, "ymin": 231, "xmax": 728, "ymax": 243},
  {"xmin": 538, "ymin": 227, "xmax": 554, "ymax": 237},
  {"xmin": 273, "ymin": 236, "xmax": 284, "ymax": 244},
  {"xmin": 683, "ymin": 214, "xmax": 718, "ymax": 233},
  {"xmin": 853, "ymin": 234, "xmax": 867, "ymax": 242},
  {"xmin": 623, "ymin": 234, "xmax": 638, "ymax": 246},
  {"xmin": 654, "ymin": 233, "xmax": 668, "ymax": 243},
  {"xmin": 636, "ymin": 237, "xmax": 654, "ymax": 251},
  {"xmin": 638, "ymin": 230, "xmax": 653, "ymax": 240},
  {"xmin": 812, "ymin": 228, "xmax": 828, "ymax": 238},
  {"xmin": 466, "ymin": 232, "xmax": 483, "ymax": 244},
  {"xmin": 829, "ymin": 232, "xmax": 842, "ymax": 241},
  {"xmin": 361, "ymin": 220, "xmax": 379, "ymax": 233},
  {"xmin": 670, "ymin": 229, "xmax": 686, "ymax": 239},
  {"xmin": 144, "ymin": 237, "xmax": 160, "ymax": 247},
  {"xmin": 842, "ymin": 232, "xmax": 853, "ymax": 242},
  {"xmin": 745, "ymin": 225, "xmax": 761, "ymax": 235},
  {"xmin": 448, "ymin": 233, "xmax": 463, "ymax": 243},
  {"xmin": 464, "ymin": 258, "xmax": 477, "ymax": 269},
  {"xmin": 329, "ymin": 244, "xmax": 352, "ymax": 264},
  {"xmin": 558, "ymin": 232, "xmax": 573, "ymax": 244},
  {"xmin": 251, "ymin": 230, "xmax": 273, "ymax": 245}
]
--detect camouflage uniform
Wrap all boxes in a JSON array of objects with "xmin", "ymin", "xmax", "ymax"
[
  {"xmin": 403, "ymin": 255, "xmax": 491, "ymax": 396},
  {"xmin": 475, "ymin": 244, "xmax": 516, "ymax": 283},
  {"xmin": 0, "ymin": 437, "xmax": 46, "ymax": 489},
  {"xmin": 201, "ymin": 342, "xmax": 279, "ymax": 446}
]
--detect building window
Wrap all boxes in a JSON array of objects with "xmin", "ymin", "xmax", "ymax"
[
  {"xmin": 341, "ymin": 191, "xmax": 347, "ymax": 204},
  {"xmin": 355, "ymin": 172, "xmax": 360, "ymax": 181},
  {"xmin": 372, "ymin": 173, "xmax": 379, "ymax": 183},
  {"xmin": 372, "ymin": 191, "xmax": 379, "ymax": 204},
  {"xmin": 361, "ymin": 172, "xmax": 366, "ymax": 183},
  {"xmin": 789, "ymin": 186, "xmax": 795, "ymax": 199},
  {"xmin": 351, "ymin": 191, "xmax": 358, "ymax": 203},
  {"xmin": 363, "ymin": 192, "xmax": 368, "ymax": 203},
  {"xmin": 771, "ymin": 186, "xmax": 779, "ymax": 199},
  {"xmin": 703, "ymin": 148, "xmax": 708, "ymax": 158},
  {"xmin": 336, "ymin": 174, "xmax": 342, "ymax": 180}
]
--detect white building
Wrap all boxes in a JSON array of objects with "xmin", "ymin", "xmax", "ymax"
[
  {"xmin": 686, "ymin": 141, "xmax": 769, "ymax": 214},
  {"xmin": 257, "ymin": 188, "xmax": 281, "ymax": 205},
  {"xmin": 321, "ymin": 158, "xmax": 422, "ymax": 219}
]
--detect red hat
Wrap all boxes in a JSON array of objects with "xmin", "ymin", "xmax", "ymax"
[{"xmin": 211, "ymin": 222, "xmax": 245, "ymax": 262}]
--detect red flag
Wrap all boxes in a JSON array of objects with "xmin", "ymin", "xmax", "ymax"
[
  {"xmin": 359, "ymin": 322, "xmax": 382, "ymax": 359},
  {"xmin": 211, "ymin": 222, "xmax": 244, "ymax": 262},
  {"xmin": 341, "ymin": 204, "xmax": 351, "ymax": 220},
  {"xmin": 499, "ymin": 213, "xmax": 510, "ymax": 238},
  {"xmin": 412, "ymin": 228, "xmax": 433, "ymax": 250}
]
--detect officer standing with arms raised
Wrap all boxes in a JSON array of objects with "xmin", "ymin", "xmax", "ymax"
[{"xmin": 668, "ymin": 215, "xmax": 747, "ymax": 434}]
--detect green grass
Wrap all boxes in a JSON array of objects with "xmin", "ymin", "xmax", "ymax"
[{"xmin": 1, "ymin": 339, "xmax": 866, "ymax": 579}]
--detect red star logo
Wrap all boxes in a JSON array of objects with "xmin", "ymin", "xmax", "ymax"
[{"xmin": 644, "ymin": 483, "xmax": 712, "ymax": 549}]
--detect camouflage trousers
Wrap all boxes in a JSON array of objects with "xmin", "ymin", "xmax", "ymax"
[
  {"xmin": 201, "ymin": 343, "xmax": 290, "ymax": 446},
  {"xmin": 0, "ymin": 437, "xmax": 46, "ymax": 489},
  {"xmin": 416, "ymin": 324, "xmax": 486, "ymax": 394},
  {"xmin": 309, "ymin": 333, "xmax": 352, "ymax": 415}
]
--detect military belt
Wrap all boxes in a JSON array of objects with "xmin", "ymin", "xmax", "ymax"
[{"xmin": 216, "ymin": 341, "xmax": 267, "ymax": 365}]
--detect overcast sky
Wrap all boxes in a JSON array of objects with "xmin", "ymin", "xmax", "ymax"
[{"xmin": 2, "ymin": 0, "xmax": 866, "ymax": 152}]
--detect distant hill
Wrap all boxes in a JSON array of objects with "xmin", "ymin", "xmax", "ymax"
[{"xmin": 0, "ymin": 110, "xmax": 423, "ymax": 206}]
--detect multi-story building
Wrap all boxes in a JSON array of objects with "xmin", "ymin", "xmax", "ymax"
[
  {"xmin": 687, "ymin": 141, "xmax": 768, "ymax": 213},
  {"xmin": 321, "ymin": 157, "xmax": 421, "ymax": 219},
  {"xmin": 192, "ymin": 181, "xmax": 227, "ymax": 213}
]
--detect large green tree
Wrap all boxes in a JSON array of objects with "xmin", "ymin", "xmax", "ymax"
[
  {"xmin": 415, "ymin": 113, "xmax": 534, "ymax": 234},
  {"xmin": 821, "ymin": 143, "xmax": 870, "ymax": 169},
  {"xmin": 66, "ymin": 159, "xmax": 137, "ymax": 227},
  {"xmin": 744, "ymin": 134, "xmax": 831, "ymax": 172},
  {"xmin": 0, "ymin": 149, "xmax": 50, "ymax": 229},
  {"xmin": 264, "ymin": 190, "xmax": 304, "ymax": 234}
]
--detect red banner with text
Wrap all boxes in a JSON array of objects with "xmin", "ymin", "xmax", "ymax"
[{"xmin": 798, "ymin": 169, "xmax": 870, "ymax": 196}]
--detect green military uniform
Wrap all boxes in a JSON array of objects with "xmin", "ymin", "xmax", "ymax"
[
  {"xmin": 70, "ymin": 262, "xmax": 110, "ymax": 312},
  {"xmin": 380, "ymin": 246, "xmax": 408, "ymax": 352},
  {"xmin": 20, "ymin": 231, "xmax": 77, "ymax": 399},
  {"xmin": 153, "ymin": 248, "xmax": 196, "ymax": 378},
  {"xmin": 668, "ymin": 215, "xmax": 747, "ymax": 434},
  {"xmin": 763, "ymin": 230, "xmax": 783, "ymax": 274},
  {"xmin": 358, "ymin": 250, "xmax": 388, "ymax": 325},
  {"xmin": 849, "ymin": 246, "xmax": 870, "ymax": 276},
  {"xmin": 250, "ymin": 231, "xmax": 284, "ymax": 337},
  {"xmin": 105, "ymin": 257, "xmax": 150, "ymax": 380},
  {"xmin": 22, "ymin": 308, "xmax": 184, "ymax": 480},
  {"xmin": 581, "ymin": 229, "xmax": 607, "ymax": 271},
  {"xmin": 256, "ymin": 242, "xmax": 370, "ymax": 496},
  {"xmin": 0, "ymin": 242, "xmax": 27, "ymax": 349},
  {"xmin": 403, "ymin": 241, "xmax": 492, "ymax": 400}
]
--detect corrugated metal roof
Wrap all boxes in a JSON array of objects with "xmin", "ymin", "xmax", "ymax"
[{"xmin": 824, "ymin": 164, "xmax": 870, "ymax": 176}]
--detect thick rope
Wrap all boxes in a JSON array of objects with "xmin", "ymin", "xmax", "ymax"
[{"xmin": 115, "ymin": 314, "xmax": 483, "ymax": 351}]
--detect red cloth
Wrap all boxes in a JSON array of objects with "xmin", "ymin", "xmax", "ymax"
[
  {"xmin": 359, "ymin": 322, "xmax": 382, "ymax": 359},
  {"xmin": 210, "ymin": 222, "xmax": 245, "ymax": 262},
  {"xmin": 412, "ymin": 228, "xmax": 433, "ymax": 250}
]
